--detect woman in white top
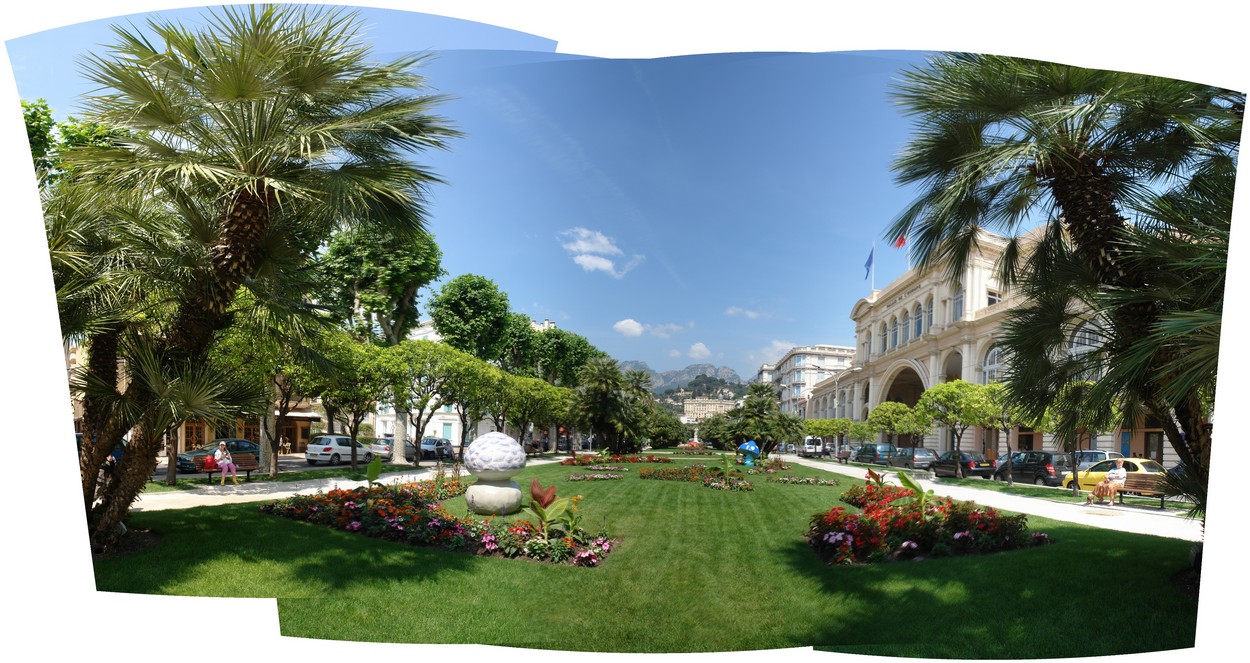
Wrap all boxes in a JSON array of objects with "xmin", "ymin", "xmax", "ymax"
[
  {"xmin": 214, "ymin": 441, "xmax": 238, "ymax": 485},
  {"xmin": 1088, "ymin": 458, "xmax": 1127, "ymax": 505}
]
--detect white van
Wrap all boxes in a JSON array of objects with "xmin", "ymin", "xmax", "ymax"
[{"xmin": 802, "ymin": 436, "xmax": 825, "ymax": 456}]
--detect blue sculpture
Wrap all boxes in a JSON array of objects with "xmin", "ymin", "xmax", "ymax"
[{"xmin": 739, "ymin": 440, "xmax": 760, "ymax": 467}]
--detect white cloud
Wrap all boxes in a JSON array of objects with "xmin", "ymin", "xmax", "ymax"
[
  {"xmin": 688, "ymin": 342, "xmax": 711, "ymax": 360},
  {"xmin": 649, "ymin": 323, "xmax": 685, "ymax": 339},
  {"xmin": 726, "ymin": 306, "xmax": 765, "ymax": 319},
  {"xmin": 613, "ymin": 319, "xmax": 645, "ymax": 337},
  {"xmin": 668, "ymin": 349, "xmax": 682, "ymax": 358},
  {"xmin": 573, "ymin": 254, "xmax": 617, "ymax": 274},
  {"xmin": 559, "ymin": 227, "xmax": 644, "ymax": 279},
  {"xmin": 559, "ymin": 227, "xmax": 623, "ymax": 256},
  {"xmin": 746, "ymin": 340, "xmax": 797, "ymax": 365}
]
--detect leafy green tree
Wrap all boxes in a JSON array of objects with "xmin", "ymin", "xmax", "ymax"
[
  {"xmin": 847, "ymin": 421, "xmax": 880, "ymax": 445},
  {"xmin": 499, "ymin": 312, "xmax": 543, "ymax": 378},
  {"xmin": 866, "ymin": 401, "xmax": 914, "ymax": 447},
  {"xmin": 1040, "ymin": 381, "xmax": 1123, "ymax": 495},
  {"xmin": 720, "ymin": 383, "xmax": 804, "ymax": 456},
  {"xmin": 21, "ymin": 99, "xmax": 55, "ymax": 174},
  {"xmin": 537, "ymin": 328, "xmax": 606, "ymax": 388},
  {"xmin": 914, "ymin": 380, "xmax": 994, "ymax": 478},
  {"xmin": 438, "ymin": 352, "xmax": 498, "ymax": 461},
  {"xmin": 316, "ymin": 333, "xmax": 389, "ymax": 470},
  {"xmin": 385, "ymin": 340, "xmax": 467, "ymax": 466},
  {"xmin": 429, "ymin": 274, "xmax": 511, "ymax": 363},
  {"xmin": 889, "ymin": 52, "xmax": 1240, "ymax": 491},
  {"xmin": 646, "ymin": 408, "xmax": 688, "ymax": 448},
  {"xmin": 209, "ymin": 294, "xmax": 325, "ymax": 478},
  {"xmin": 983, "ymin": 382, "xmax": 1035, "ymax": 486}
]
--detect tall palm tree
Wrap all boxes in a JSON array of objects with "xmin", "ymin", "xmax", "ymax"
[
  {"xmin": 888, "ymin": 53, "xmax": 1240, "ymax": 483},
  {"xmin": 55, "ymin": 4, "xmax": 457, "ymax": 549},
  {"xmin": 68, "ymin": 4, "xmax": 459, "ymax": 362}
]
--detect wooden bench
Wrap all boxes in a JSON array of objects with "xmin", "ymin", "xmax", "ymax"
[
  {"xmin": 1117, "ymin": 473, "xmax": 1167, "ymax": 509},
  {"xmin": 835, "ymin": 449, "xmax": 853, "ymax": 464},
  {"xmin": 195, "ymin": 452, "xmax": 259, "ymax": 482}
]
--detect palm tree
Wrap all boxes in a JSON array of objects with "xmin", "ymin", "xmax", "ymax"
[
  {"xmin": 888, "ymin": 53, "xmax": 1240, "ymax": 483},
  {"xmin": 55, "ymin": 4, "xmax": 457, "ymax": 549},
  {"xmin": 68, "ymin": 4, "xmax": 458, "ymax": 362},
  {"xmin": 573, "ymin": 357, "xmax": 629, "ymax": 453}
]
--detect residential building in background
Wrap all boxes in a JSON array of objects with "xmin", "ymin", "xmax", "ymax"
[{"xmin": 762, "ymin": 345, "xmax": 855, "ymax": 416}]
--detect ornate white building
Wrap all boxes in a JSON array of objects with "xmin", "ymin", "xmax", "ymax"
[
  {"xmin": 758, "ymin": 344, "xmax": 855, "ymax": 416},
  {"xmin": 822, "ymin": 230, "xmax": 1175, "ymax": 464}
]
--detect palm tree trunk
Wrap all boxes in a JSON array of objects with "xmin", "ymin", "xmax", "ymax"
[{"xmin": 91, "ymin": 423, "xmax": 163, "ymax": 551}]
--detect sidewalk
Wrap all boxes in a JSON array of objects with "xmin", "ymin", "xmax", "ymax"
[
  {"xmin": 132, "ymin": 453, "xmax": 1203, "ymax": 542},
  {"xmin": 131, "ymin": 456, "xmax": 566, "ymax": 512},
  {"xmin": 777, "ymin": 453, "xmax": 1203, "ymax": 542}
]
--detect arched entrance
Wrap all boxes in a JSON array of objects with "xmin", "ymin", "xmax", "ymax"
[{"xmin": 882, "ymin": 366, "xmax": 926, "ymax": 447}]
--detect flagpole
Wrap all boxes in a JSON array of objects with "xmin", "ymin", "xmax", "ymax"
[{"xmin": 871, "ymin": 241, "xmax": 875, "ymax": 291}]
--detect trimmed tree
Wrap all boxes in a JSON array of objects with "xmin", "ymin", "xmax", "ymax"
[{"xmin": 914, "ymin": 380, "xmax": 994, "ymax": 478}]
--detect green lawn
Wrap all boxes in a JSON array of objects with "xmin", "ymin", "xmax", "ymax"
[{"xmin": 96, "ymin": 459, "xmax": 1197, "ymax": 656}]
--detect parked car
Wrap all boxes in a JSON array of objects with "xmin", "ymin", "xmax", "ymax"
[
  {"xmin": 305, "ymin": 434, "xmax": 371, "ymax": 465},
  {"xmin": 1073, "ymin": 449, "xmax": 1125, "ymax": 471},
  {"xmin": 1062, "ymin": 458, "xmax": 1166, "ymax": 491},
  {"xmin": 403, "ymin": 437, "xmax": 454, "ymax": 462},
  {"xmin": 889, "ymin": 447, "xmax": 937, "ymax": 470},
  {"xmin": 854, "ymin": 442, "xmax": 897, "ymax": 465},
  {"xmin": 933, "ymin": 451, "xmax": 996, "ymax": 479},
  {"xmin": 993, "ymin": 450, "xmax": 1071, "ymax": 486},
  {"xmin": 369, "ymin": 436, "xmax": 395, "ymax": 461},
  {"xmin": 177, "ymin": 438, "xmax": 260, "ymax": 472}
]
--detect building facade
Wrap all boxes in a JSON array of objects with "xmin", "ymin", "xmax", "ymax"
[
  {"xmin": 830, "ymin": 231, "xmax": 1175, "ymax": 465},
  {"xmin": 762, "ymin": 345, "xmax": 855, "ymax": 416},
  {"xmin": 682, "ymin": 397, "xmax": 737, "ymax": 423}
]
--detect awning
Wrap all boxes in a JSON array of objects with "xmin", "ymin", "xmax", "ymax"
[{"xmin": 278, "ymin": 411, "xmax": 322, "ymax": 420}]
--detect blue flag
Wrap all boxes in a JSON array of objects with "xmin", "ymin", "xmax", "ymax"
[{"xmin": 864, "ymin": 247, "xmax": 874, "ymax": 280}]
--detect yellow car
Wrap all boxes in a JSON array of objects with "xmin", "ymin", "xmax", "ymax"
[{"xmin": 1061, "ymin": 458, "xmax": 1166, "ymax": 490}]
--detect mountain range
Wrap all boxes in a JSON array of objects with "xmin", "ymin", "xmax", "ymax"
[{"xmin": 618, "ymin": 361, "xmax": 743, "ymax": 392}]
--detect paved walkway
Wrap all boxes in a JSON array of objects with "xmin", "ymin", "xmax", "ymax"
[
  {"xmin": 777, "ymin": 453, "xmax": 1203, "ymax": 542},
  {"xmin": 132, "ymin": 453, "xmax": 1203, "ymax": 542}
]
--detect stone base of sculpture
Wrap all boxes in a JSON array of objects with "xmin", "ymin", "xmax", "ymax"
[{"xmin": 465, "ymin": 479, "xmax": 522, "ymax": 515}]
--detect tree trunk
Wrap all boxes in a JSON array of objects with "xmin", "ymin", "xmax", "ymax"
[
  {"xmin": 90, "ymin": 423, "xmax": 163, "ymax": 551},
  {"xmin": 163, "ymin": 430, "xmax": 177, "ymax": 485}
]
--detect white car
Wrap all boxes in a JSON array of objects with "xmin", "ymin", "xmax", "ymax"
[
  {"xmin": 1074, "ymin": 449, "xmax": 1125, "ymax": 471},
  {"xmin": 305, "ymin": 434, "xmax": 372, "ymax": 465}
]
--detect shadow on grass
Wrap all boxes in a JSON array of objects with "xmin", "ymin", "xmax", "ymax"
[
  {"xmin": 95, "ymin": 503, "xmax": 478, "ymax": 598},
  {"xmin": 776, "ymin": 520, "xmax": 1198, "ymax": 659}
]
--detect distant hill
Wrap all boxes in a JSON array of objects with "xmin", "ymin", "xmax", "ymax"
[{"xmin": 619, "ymin": 361, "xmax": 743, "ymax": 393}]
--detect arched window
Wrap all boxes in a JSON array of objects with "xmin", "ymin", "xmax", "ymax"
[
  {"xmin": 951, "ymin": 284, "xmax": 964, "ymax": 322},
  {"xmin": 1070, "ymin": 323, "xmax": 1105, "ymax": 380},
  {"xmin": 914, "ymin": 303, "xmax": 924, "ymax": 337},
  {"xmin": 889, "ymin": 318, "xmax": 899, "ymax": 349},
  {"xmin": 925, "ymin": 297, "xmax": 934, "ymax": 330},
  {"xmin": 983, "ymin": 345, "xmax": 1003, "ymax": 384},
  {"xmin": 900, "ymin": 310, "xmax": 910, "ymax": 344},
  {"xmin": 879, "ymin": 324, "xmax": 888, "ymax": 355}
]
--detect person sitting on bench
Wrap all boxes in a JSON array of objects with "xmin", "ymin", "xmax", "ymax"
[{"xmin": 1087, "ymin": 458, "xmax": 1126, "ymax": 505}]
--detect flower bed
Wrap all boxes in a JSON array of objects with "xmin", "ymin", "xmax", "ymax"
[
  {"xmin": 639, "ymin": 465, "xmax": 753, "ymax": 491},
  {"xmin": 260, "ymin": 480, "xmax": 616, "ymax": 566},
  {"xmin": 807, "ymin": 476, "xmax": 1049, "ymax": 565},
  {"xmin": 561, "ymin": 454, "xmax": 673, "ymax": 466},
  {"xmin": 566, "ymin": 472, "xmax": 624, "ymax": 481},
  {"xmin": 770, "ymin": 475, "xmax": 839, "ymax": 486},
  {"xmin": 583, "ymin": 465, "xmax": 630, "ymax": 472}
]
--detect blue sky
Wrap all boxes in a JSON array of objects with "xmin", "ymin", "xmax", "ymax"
[{"xmin": 7, "ymin": 5, "xmax": 926, "ymax": 380}]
